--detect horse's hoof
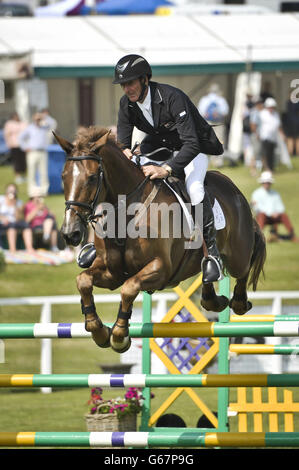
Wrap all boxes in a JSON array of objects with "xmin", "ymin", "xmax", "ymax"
[
  {"xmin": 201, "ymin": 295, "xmax": 229, "ymax": 313},
  {"xmin": 229, "ymin": 298, "xmax": 252, "ymax": 315},
  {"xmin": 110, "ymin": 335, "xmax": 131, "ymax": 354},
  {"xmin": 91, "ymin": 326, "xmax": 111, "ymax": 348},
  {"xmin": 96, "ymin": 326, "xmax": 111, "ymax": 348}
]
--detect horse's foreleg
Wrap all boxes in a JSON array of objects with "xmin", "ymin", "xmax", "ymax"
[
  {"xmin": 110, "ymin": 257, "xmax": 170, "ymax": 353},
  {"xmin": 76, "ymin": 270, "xmax": 111, "ymax": 348},
  {"xmin": 201, "ymin": 282, "xmax": 229, "ymax": 313}
]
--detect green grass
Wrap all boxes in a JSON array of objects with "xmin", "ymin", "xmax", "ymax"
[{"xmin": 1, "ymin": 159, "xmax": 299, "ymax": 446}]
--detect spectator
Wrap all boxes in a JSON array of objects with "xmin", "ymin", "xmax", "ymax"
[
  {"xmin": 41, "ymin": 108, "xmax": 58, "ymax": 145},
  {"xmin": 0, "ymin": 183, "xmax": 34, "ymax": 253},
  {"xmin": 259, "ymin": 97, "xmax": 284, "ymax": 172},
  {"xmin": 242, "ymin": 92, "xmax": 256, "ymax": 176},
  {"xmin": 3, "ymin": 112, "xmax": 27, "ymax": 184},
  {"xmin": 24, "ymin": 187, "xmax": 59, "ymax": 252},
  {"xmin": 249, "ymin": 97, "xmax": 264, "ymax": 172},
  {"xmin": 198, "ymin": 83, "xmax": 229, "ymax": 166},
  {"xmin": 251, "ymin": 171, "xmax": 299, "ymax": 243},
  {"xmin": 283, "ymin": 98, "xmax": 299, "ymax": 157},
  {"xmin": 198, "ymin": 83, "xmax": 229, "ymax": 136},
  {"xmin": 260, "ymin": 81, "xmax": 274, "ymax": 103},
  {"xmin": 19, "ymin": 112, "xmax": 50, "ymax": 197}
]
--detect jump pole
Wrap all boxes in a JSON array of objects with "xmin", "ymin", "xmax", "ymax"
[
  {"xmin": 2, "ymin": 320, "xmax": 299, "ymax": 338},
  {"xmin": 1, "ymin": 373, "xmax": 299, "ymax": 388},
  {"xmin": 1, "ymin": 431, "xmax": 299, "ymax": 448}
]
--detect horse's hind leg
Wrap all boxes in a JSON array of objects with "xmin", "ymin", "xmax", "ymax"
[
  {"xmin": 201, "ymin": 282, "xmax": 229, "ymax": 313},
  {"xmin": 229, "ymin": 276, "xmax": 252, "ymax": 315}
]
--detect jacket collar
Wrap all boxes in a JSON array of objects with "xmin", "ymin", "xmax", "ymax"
[
  {"xmin": 128, "ymin": 81, "xmax": 163, "ymax": 129},
  {"xmin": 150, "ymin": 82, "xmax": 162, "ymax": 128}
]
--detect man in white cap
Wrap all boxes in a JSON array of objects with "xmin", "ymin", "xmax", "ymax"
[
  {"xmin": 259, "ymin": 97, "xmax": 283, "ymax": 172},
  {"xmin": 251, "ymin": 171, "xmax": 298, "ymax": 242}
]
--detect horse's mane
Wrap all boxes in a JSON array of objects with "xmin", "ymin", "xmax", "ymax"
[
  {"xmin": 74, "ymin": 126, "xmax": 121, "ymax": 153},
  {"xmin": 73, "ymin": 125, "xmax": 145, "ymax": 179}
]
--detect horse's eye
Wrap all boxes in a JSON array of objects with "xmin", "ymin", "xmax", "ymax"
[{"xmin": 88, "ymin": 174, "xmax": 98, "ymax": 184}]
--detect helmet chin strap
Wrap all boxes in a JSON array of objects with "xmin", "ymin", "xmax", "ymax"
[{"xmin": 137, "ymin": 76, "xmax": 148, "ymax": 102}]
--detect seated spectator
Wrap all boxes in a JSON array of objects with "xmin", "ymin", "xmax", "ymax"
[
  {"xmin": 24, "ymin": 188, "xmax": 59, "ymax": 252},
  {"xmin": 251, "ymin": 171, "xmax": 299, "ymax": 242},
  {"xmin": 0, "ymin": 183, "xmax": 34, "ymax": 253}
]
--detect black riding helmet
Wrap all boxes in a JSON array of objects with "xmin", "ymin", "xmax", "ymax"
[{"xmin": 113, "ymin": 54, "xmax": 152, "ymax": 84}]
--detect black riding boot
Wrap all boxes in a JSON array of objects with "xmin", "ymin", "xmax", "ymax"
[
  {"xmin": 77, "ymin": 243, "xmax": 97, "ymax": 268},
  {"xmin": 200, "ymin": 193, "xmax": 223, "ymax": 283}
]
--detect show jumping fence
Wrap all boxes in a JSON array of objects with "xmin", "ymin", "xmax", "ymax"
[{"xmin": 1, "ymin": 276, "xmax": 299, "ymax": 447}]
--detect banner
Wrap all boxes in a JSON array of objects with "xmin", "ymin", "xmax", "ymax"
[{"xmin": 0, "ymin": 52, "xmax": 33, "ymax": 80}]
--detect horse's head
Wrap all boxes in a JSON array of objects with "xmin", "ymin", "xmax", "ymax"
[{"xmin": 54, "ymin": 128, "xmax": 111, "ymax": 246}]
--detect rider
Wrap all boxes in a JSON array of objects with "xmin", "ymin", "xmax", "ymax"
[{"xmin": 79, "ymin": 54, "xmax": 224, "ymax": 284}]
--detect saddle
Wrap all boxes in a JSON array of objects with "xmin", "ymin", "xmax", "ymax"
[{"xmin": 142, "ymin": 161, "xmax": 214, "ymax": 223}]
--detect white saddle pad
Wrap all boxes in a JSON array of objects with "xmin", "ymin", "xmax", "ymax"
[{"xmin": 213, "ymin": 198, "xmax": 226, "ymax": 230}]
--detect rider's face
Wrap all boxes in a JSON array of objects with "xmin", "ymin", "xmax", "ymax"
[{"xmin": 121, "ymin": 78, "xmax": 143, "ymax": 102}]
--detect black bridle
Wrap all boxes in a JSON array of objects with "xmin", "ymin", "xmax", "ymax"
[{"xmin": 64, "ymin": 154, "xmax": 104, "ymax": 227}]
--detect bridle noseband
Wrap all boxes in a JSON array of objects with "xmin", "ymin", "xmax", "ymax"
[{"xmin": 65, "ymin": 154, "xmax": 104, "ymax": 227}]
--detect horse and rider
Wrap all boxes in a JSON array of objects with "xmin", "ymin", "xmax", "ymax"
[
  {"xmin": 79, "ymin": 54, "xmax": 225, "ymax": 284},
  {"xmin": 56, "ymin": 54, "xmax": 266, "ymax": 353}
]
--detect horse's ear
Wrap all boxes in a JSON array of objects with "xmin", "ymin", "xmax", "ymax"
[
  {"xmin": 91, "ymin": 130, "xmax": 111, "ymax": 152},
  {"xmin": 53, "ymin": 131, "xmax": 74, "ymax": 155}
]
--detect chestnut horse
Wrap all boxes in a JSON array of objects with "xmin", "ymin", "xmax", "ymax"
[{"xmin": 55, "ymin": 126, "xmax": 266, "ymax": 353}]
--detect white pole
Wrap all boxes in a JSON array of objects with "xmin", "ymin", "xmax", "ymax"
[{"xmin": 40, "ymin": 302, "xmax": 52, "ymax": 393}]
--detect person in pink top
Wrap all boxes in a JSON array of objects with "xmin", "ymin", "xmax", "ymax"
[
  {"xmin": 24, "ymin": 188, "xmax": 58, "ymax": 252},
  {"xmin": 0, "ymin": 183, "xmax": 34, "ymax": 253},
  {"xmin": 3, "ymin": 112, "xmax": 27, "ymax": 184}
]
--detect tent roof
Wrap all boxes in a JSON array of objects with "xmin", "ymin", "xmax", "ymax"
[{"xmin": 0, "ymin": 13, "xmax": 299, "ymax": 77}]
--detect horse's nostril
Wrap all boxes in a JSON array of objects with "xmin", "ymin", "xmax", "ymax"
[
  {"xmin": 72, "ymin": 231, "xmax": 82, "ymax": 246},
  {"xmin": 62, "ymin": 230, "xmax": 82, "ymax": 247}
]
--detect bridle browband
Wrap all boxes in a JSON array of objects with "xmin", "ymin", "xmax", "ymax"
[{"xmin": 65, "ymin": 153, "xmax": 104, "ymax": 227}]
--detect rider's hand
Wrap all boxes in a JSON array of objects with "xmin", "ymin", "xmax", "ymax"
[
  {"xmin": 142, "ymin": 165, "xmax": 169, "ymax": 180},
  {"xmin": 123, "ymin": 148, "xmax": 133, "ymax": 160}
]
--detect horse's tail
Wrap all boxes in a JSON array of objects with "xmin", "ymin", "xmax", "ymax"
[{"xmin": 248, "ymin": 219, "xmax": 267, "ymax": 291}]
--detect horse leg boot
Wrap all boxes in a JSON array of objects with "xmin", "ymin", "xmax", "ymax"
[
  {"xmin": 81, "ymin": 297, "xmax": 111, "ymax": 347},
  {"xmin": 200, "ymin": 193, "xmax": 223, "ymax": 284}
]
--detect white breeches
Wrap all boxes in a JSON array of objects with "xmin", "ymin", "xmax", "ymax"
[{"xmin": 133, "ymin": 152, "xmax": 208, "ymax": 206}]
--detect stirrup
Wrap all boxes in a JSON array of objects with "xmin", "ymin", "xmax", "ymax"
[
  {"xmin": 201, "ymin": 255, "xmax": 223, "ymax": 284},
  {"xmin": 76, "ymin": 243, "xmax": 96, "ymax": 268}
]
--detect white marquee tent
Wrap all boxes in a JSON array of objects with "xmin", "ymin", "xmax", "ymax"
[{"xmin": 0, "ymin": 13, "xmax": 299, "ymax": 74}]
